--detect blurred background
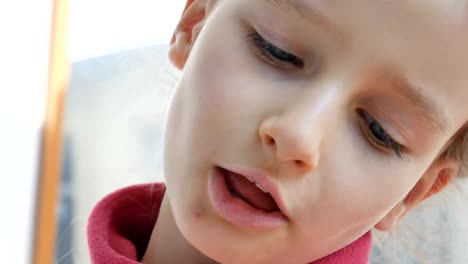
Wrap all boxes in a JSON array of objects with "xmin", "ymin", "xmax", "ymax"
[
  {"xmin": 68, "ymin": 0, "xmax": 184, "ymax": 61},
  {"xmin": 56, "ymin": 1, "xmax": 184, "ymax": 263}
]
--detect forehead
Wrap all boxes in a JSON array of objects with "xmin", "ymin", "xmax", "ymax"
[
  {"xmin": 257, "ymin": 0, "xmax": 468, "ymax": 125},
  {"xmin": 277, "ymin": 0, "xmax": 468, "ymax": 26},
  {"xmin": 264, "ymin": 0, "xmax": 468, "ymax": 62}
]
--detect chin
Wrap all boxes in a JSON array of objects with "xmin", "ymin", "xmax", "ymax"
[
  {"xmin": 166, "ymin": 165, "xmax": 290, "ymax": 263},
  {"xmin": 175, "ymin": 207, "xmax": 297, "ymax": 264}
]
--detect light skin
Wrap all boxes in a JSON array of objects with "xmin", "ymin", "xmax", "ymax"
[{"xmin": 142, "ymin": 0, "xmax": 468, "ymax": 263}]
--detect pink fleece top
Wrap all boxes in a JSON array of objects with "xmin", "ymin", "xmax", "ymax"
[{"xmin": 87, "ymin": 183, "xmax": 371, "ymax": 263}]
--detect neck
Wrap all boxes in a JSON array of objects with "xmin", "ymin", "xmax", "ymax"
[{"xmin": 142, "ymin": 194, "xmax": 218, "ymax": 264}]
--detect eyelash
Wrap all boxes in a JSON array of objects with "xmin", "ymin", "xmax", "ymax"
[
  {"xmin": 357, "ymin": 109, "xmax": 404, "ymax": 157},
  {"xmin": 247, "ymin": 29, "xmax": 305, "ymax": 70}
]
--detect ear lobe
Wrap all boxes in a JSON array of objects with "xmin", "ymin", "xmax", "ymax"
[
  {"xmin": 374, "ymin": 202, "xmax": 406, "ymax": 231},
  {"xmin": 169, "ymin": 0, "xmax": 212, "ymax": 69},
  {"xmin": 374, "ymin": 158, "xmax": 459, "ymax": 232}
]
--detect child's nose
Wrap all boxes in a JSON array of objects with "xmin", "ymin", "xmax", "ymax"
[{"xmin": 258, "ymin": 113, "xmax": 322, "ymax": 172}]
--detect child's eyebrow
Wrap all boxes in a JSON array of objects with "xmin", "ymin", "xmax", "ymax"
[
  {"xmin": 264, "ymin": 0, "xmax": 344, "ymax": 39},
  {"xmin": 387, "ymin": 71, "xmax": 450, "ymax": 136}
]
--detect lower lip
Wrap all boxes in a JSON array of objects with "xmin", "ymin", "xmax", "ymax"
[{"xmin": 208, "ymin": 167, "xmax": 288, "ymax": 229}]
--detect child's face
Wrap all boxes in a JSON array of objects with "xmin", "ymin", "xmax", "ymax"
[{"xmin": 163, "ymin": 0, "xmax": 468, "ymax": 263}]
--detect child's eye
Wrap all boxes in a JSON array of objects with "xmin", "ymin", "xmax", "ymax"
[
  {"xmin": 247, "ymin": 30, "xmax": 305, "ymax": 70},
  {"xmin": 357, "ymin": 109, "xmax": 403, "ymax": 157}
]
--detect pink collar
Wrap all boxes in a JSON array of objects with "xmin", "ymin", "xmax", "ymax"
[{"xmin": 87, "ymin": 183, "xmax": 371, "ymax": 263}]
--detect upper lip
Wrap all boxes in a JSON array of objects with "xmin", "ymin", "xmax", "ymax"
[{"xmin": 219, "ymin": 163, "xmax": 290, "ymax": 220}]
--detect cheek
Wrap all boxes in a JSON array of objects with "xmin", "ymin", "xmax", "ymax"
[
  {"xmin": 180, "ymin": 31, "xmax": 275, "ymax": 134},
  {"xmin": 326, "ymin": 144, "xmax": 418, "ymax": 221},
  {"xmin": 300, "ymin": 119, "xmax": 421, "ymax": 227}
]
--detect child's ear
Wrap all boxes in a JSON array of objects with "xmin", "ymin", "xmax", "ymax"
[
  {"xmin": 374, "ymin": 158, "xmax": 459, "ymax": 231},
  {"xmin": 169, "ymin": 0, "xmax": 217, "ymax": 69}
]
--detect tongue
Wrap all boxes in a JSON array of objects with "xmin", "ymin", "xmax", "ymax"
[{"xmin": 225, "ymin": 171, "xmax": 279, "ymax": 212}]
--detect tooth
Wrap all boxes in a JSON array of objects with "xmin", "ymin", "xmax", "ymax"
[
  {"xmin": 245, "ymin": 176, "xmax": 254, "ymax": 182},
  {"xmin": 255, "ymin": 183, "xmax": 268, "ymax": 193}
]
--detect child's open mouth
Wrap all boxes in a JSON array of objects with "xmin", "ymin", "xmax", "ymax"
[
  {"xmin": 208, "ymin": 166, "xmax": 288, "ymax": 228},
  {"xmin": 224, "ymin": 168, "xmax": 279, "ymax": 212}
]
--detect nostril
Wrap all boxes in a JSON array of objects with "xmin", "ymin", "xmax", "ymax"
[
  {"xmin": 266, "ymin": 135, "xmax": 276, "ymax": 146},
  {"xmin": 294, "ymin": 160, "xmax": 306, "ymax": 167}
]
